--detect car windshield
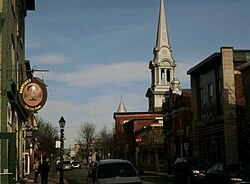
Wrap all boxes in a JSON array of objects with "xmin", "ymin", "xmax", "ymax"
[
  {"xmin": 97, "ymin": 162, "xmax": 137, "ymax": 179},
  {"xmin": 187, "ymin": 159, "xmax": 208, "ymax": 168}
]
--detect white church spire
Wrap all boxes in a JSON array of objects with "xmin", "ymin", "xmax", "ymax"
[
  {"xmin": 117, "ymin": 98, "xmax": 127, "ymax": 113},
  {"xmin": 146, "ymin": 0, "xmax": 182, "ymax": 112},
  {"xmin": 153, "ymin": 0, "xmax": 174, "ymax": 66},
  {"xmin": 155, "ymin": 0, "xmax": 171, "ymax": 51}
]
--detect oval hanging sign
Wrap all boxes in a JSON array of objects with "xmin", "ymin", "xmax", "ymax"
[{"xmin": 19, "ymin": 77, "xmax": 47, "ymax": 112}]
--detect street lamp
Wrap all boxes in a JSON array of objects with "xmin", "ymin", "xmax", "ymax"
[{"xmin": 59, "ymin": 116, "xmax": 66, "ymax": 184}]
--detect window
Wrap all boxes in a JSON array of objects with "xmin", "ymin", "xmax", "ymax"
[
  {"xmin": 167, "ymin": 69, "xmax": 170, "ymax": 82},
  {"xmin": 152, "ymin": 69, "xmax": 155, "ymax": 85},
  {"xmin": 12, "ymin": 0, "xmax": 16, "ymax": 16},
  {"xmin": 11, "ymin": 42, "xmax": 16, "ymax": 81},
  {"xmin": 208, "ymin": 83, "xmax": 213, "ymax": 102},
  {"xmin": 161, "ymin": 69, "xmax": 165, "ymax": 81}
]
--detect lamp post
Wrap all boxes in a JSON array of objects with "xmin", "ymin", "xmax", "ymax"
[{"xmin": 59, "ymin": 116, "xmax": 66, "ymax": 184}]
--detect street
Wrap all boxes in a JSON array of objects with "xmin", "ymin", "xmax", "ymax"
[{"xmin": 64, "ymin": 167, "xmax": 175, "ymax": 184}]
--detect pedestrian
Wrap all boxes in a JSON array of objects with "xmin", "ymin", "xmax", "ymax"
[
  {"xmin": 38, "ymin": 158, "xmax": 50, "ymax": 184},
  {"xmin": 34, "ymin": 159, "xmax": 40, "ymax": 183}
]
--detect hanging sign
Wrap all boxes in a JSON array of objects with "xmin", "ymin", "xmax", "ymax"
[{"xmin": 19, "ymin": 77, "xmax": 47, "ymax": 112}]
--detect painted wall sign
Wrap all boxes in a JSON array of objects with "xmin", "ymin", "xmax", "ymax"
[{"xmin": 19, "ymin": 77, "xmax": 47, "ymax": 111}]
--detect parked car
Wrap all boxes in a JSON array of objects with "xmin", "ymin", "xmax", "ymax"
[
  {"xmin": 206, "ymin": 163, "xmax": 250, "ymax": 184},
  {"xmin": 174, "ymin": 157, "xmax": 209, "ymax": 184},
  {"xmin": 87, "ymin": 159, "xmax": 142, "ymax": 184},
  {"xmin": 56, "ymin": 160, "xmax": 72, "ymax": 171},
  {"xmin": 71, "ymin": 161, "xmax": 81, "ymax": 169},
  {"xmin": 62, "ymin": 160, "xmax": 72, "ymax": 170}
]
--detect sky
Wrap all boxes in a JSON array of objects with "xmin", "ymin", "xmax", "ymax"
[{"xmin": 25, "ymin": 0, "xmax": 250, "ymax": 148}]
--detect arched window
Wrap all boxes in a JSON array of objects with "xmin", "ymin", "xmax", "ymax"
[
  {"xmin": 167, "ymin": 69, "xmax": 171, "ymax": 82},
  {"xmin": 161, "ymin": 69, "xmax": 165, "ymax": 80}
]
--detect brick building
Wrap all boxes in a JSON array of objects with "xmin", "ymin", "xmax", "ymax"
[{"xmin": 113, "ymin": 109, "xmax": 163, "ymax": 164}]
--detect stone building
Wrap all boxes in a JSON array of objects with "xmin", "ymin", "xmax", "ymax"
[
  {"xmin": 0, "ymin": 0, "xmax": 35, "ymax": 183},
  {"xmin": 187, "ymin": 47, "xmax": 250, "ymax": 164}
]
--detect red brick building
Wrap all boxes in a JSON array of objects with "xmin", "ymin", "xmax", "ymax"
[{"xmin": 113, "ymin": 110, "xmax": 163, "ymax": 165}]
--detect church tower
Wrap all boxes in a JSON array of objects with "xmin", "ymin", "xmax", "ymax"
[{"xmin": 146, "ymin": 0, "xmax": 182, "ymax": 112}]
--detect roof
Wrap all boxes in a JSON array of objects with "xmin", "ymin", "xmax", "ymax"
[
  {"xmin": 117, "ymin": 100, "xmax": 127, "ymax": 112},
  {"xmin": 114, "ymin": 111, "xmax": 163, "ymax": 117},
  {"xmin": 187, "ymin": 48, "xmax": 250, "ymax": 75},
  {"xmin": 238, "ymin": 62, "xmax": 250, "ymax": 71},
  {"xmin": 187, "ymin": 52, "xmax": 220, "ymax": 75}
]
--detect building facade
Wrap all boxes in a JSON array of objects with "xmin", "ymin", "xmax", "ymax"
[
  {"xmin": 187, "ymin": 47, "xmax": 250, "ymax": 164},
  {"xmin": 134, "ymin": 119, "xmax": 165, "ymax": 172},
  {"xmin": 113, "ymin": 110, "xmax": 163, "ymax": 162},
  {"xmin": 162, "ymin": 89, "xmax": 192, "ymax": 173},
  {"xmin": 0, "ymin": 0, "xmax": 35, "ymax": 183}
]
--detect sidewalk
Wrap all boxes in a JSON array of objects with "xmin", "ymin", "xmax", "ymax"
[{"xmin": 25, "ymin": 171, "xmax": 68, "ymax": 184}]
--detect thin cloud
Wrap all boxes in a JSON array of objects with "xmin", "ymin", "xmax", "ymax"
[
  {"xmin": 26, "ymin": 41, "xmax": 43, "ymax": 50},
  {"xmin": 32, "ymin": 54, "xmax": 69, "ymax": 65},
  {"xmin": 39, "ymin": 91, "xmax": 147, "ymax": 127},
  {"xmin": 46, "ymin": 61, "xmax": 149, "ymax": 88}
]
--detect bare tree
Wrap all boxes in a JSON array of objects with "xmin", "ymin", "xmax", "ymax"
[
  {"xmin": 98, "ymin": 126, "xmax": 109, "ymax": 143},
  {"xmin": 79, "ymin": 122, "xmax": 96, "ymax": 144},
  {"xmin": 77, "ymin": 122, "xmax": 96, "ymax": 164},
  {"xmin": 36, "ymin": 117, "xmax": 58, "ymax": 157},
  {"xmin": 97, "ymin": 126, "xmax": 115, "ymax": 159}
]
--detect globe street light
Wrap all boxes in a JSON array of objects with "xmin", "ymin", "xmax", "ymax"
[{"xmin": 59, "ymin": 116, "xmax": 66, "ymax": 184}]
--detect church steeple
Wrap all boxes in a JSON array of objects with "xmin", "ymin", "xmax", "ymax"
[
  {"xmin": 146, "ymin": 0, "xmax": 182, "ymax": 112},
  {"xmin": 153, "ymin": 0, "xmax": 174, "ymax": 67},
  {"xmin": 117, "ymin": 99, "xmax": 127, "ymax": 113},
  {"xmin": 155, "ymin": 0, "xmax": 171, "ymax": 51}
]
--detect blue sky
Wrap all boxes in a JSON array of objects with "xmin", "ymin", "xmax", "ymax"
[{"xmin": 25, "ymin": 0, "xmax": 250, "ymax": 148}]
